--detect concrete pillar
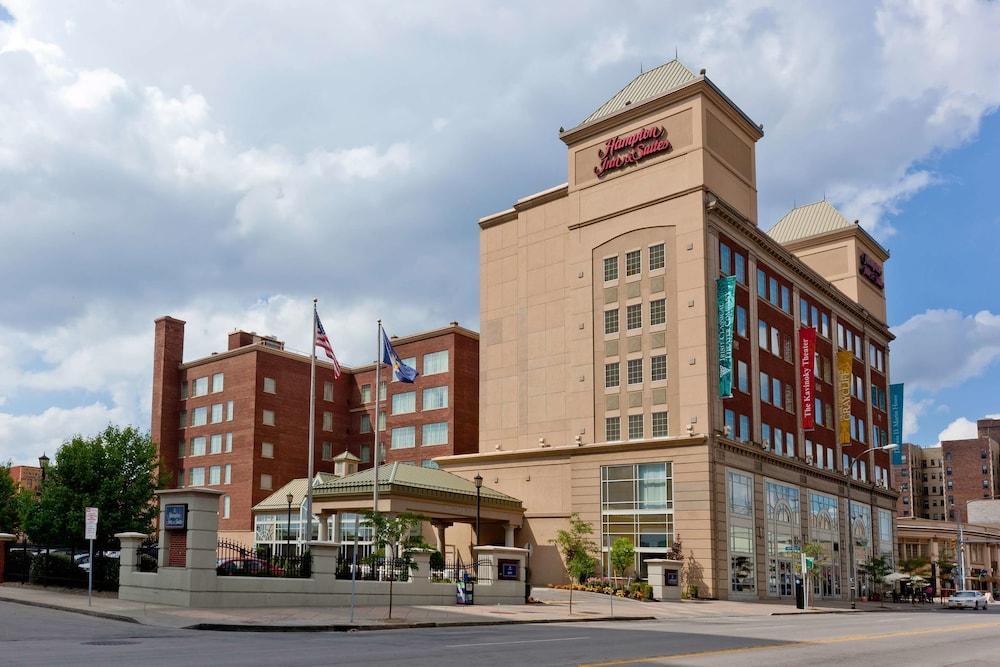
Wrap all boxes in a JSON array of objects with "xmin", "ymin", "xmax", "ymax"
[
  {"xmin": 504, "ymin": 524, "xmax": 515, "ymax": 548},
  {"xmin": 434, "ymin": 522, "xmax": 447, "ymax": 553},
  {"xmin": 318, "ymin": 512, "xmax": 330, "ymax": 542},
  {"xmin": 115, "ymin": 532, "xmax": 147, "ymax": 579},
  {"xmin": 412, "ymin": 549, "xmax": 432, "ymax": 581},
  {"xmin": 0, "ymin": 533, "xmax": 15, "ymax": 584},
  {"xmin": 309, "ymin": 542, "xmax": 341, "ymax": 578},
  {"xmin": 331, "ymin": 512, "xmax": 340, "ymax": 543}
]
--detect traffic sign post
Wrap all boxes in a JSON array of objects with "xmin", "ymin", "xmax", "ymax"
[{"xmin": 84, "ymin": 507, "xmax": 98, "ymax": 607}]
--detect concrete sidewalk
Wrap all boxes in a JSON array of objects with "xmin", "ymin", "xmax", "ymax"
[{"xmin": 1, "ymin": 583, "xmax": 923, "ymax": 632}]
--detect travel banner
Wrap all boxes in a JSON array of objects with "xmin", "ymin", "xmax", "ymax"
[
  {"xmin": 890, "ymin": 383, "xmax": 904, "ymax": 464},
  {"xmin": 717, "ymin": 276, "xmax": 737, "ymax": 398},
  {"xmin": 799, "ymin": 327, "xmax": 816, "ymax": 430},
  {"xmin": 837, "ymin": 350, "xmax": 853, "ymax": 444}
]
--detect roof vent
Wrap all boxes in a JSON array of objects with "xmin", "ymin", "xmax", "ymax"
[
  {"xmin": 624, "ymin": 100, "xmax": 631, "ymax": 106},
  {"xmin": 699, "ymin": 68, "xmax": 706, "ymax": 75},
  {"xmin": 450, "ymin": 321, "xmax": 459, "ymax": 327}
]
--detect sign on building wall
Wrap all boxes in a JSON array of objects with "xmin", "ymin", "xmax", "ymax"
[
  {"xmin": 858, "ymin": 253, "xmax": 884, "ymax": 289},
  {"xmin": 890, "ymin": 383, "xmax": 905, "ymax": 464},
  {"xmin": 717, "ymin": 276, "xmax": 737, "ymax": 398},
  {"xmin": 164, "ymin": 504, "xmax": 188, "ymax": 530},
  {"xmin": 594, "ymin": 125, "xmax": 672, "ymax": 178},
  {"xmin": 799, "ymin": 327, "xmax": 816, "ymax": 430},
  {"xmin": 837, "ymin": 350, "xmax": 853, "ymax": 444}
]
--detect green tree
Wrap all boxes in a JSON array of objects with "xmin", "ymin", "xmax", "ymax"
[
  {"xmin": 550, "ymin": 513, "xmax": 598, "ymax": 613},
  {"xmin": 25, "ymin": 425, "xmax": 160, "ymax": 549},
  {"xmin": 361, "ymin": 510, "xmax": 429, "ymax": 618},
  {"xmin": 609, "ymin": 537, "xmax": 634, "ymax": 583},
  {"xmin": 799, "ymin": 542, "xmax": 827, "ymax": 607},
  {"xmin": 861, "ymin": 554, "xmax": 893, "ymax": 607},
  {"xmin": 0, "ymin": 464, "xmax": 20, "ymax": 533}
]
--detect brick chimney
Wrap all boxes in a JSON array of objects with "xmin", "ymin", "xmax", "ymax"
[{"xmin": 152, "ymin": 317, "xmax": 185, "ymax": 486}]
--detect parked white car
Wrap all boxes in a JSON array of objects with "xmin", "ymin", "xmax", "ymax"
[{"xmin": 946, "ymin": 590, "xmax": 989, "ymax": 610}]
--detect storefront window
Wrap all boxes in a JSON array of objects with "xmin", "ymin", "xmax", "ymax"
[
  {"xmin": 850, "ymin": 501, "xmax": 873, "ymax": 596},
  {"xmin": 766, "ymin": 480, "xmax": 800, "ymax": 597},
  {"xmin": 601, "ymin": 462, "xmax": 673, "ymax": 578},
  {"xmin": 728, "ymin": 470, "xmax": 756, "ymax": 594},
  {"xmin": 808, "ymin": 492, "xmax": 841, "ymax": 598}
]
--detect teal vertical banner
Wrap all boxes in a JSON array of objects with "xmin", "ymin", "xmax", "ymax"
[
  {"xmin": 717, "ymin": 276, "xmax": 736, "ymax": 398},
  {"xmin": 890, "ymin": 383, "xmax": 904, "ymax": 464}
]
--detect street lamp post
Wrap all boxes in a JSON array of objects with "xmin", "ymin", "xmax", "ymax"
[
  {"xmin": 286, "ymin": 492, "xmax": 294, "ymax": 557},
  {"xmin": 474, "ymin": 473, "xmax": 483, "ymax": 547},
  {"xmin": 844, "ymin": 443, "xmax": 897, "ymax": 609},
  {"xmin": 37, "ymin": 453, "xmax": 49, "ymax": 493}
]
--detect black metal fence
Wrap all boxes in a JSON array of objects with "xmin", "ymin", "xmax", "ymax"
[
  {"xmin": 440, "ymin": 559, "xmax": 490, "ymax": 584},
  {"xmin": 136, "ymin": 537, "xmax": 159, "ymax": 572},
  {"xmin": 216, "ymin": 539, "xmax": 310, "ymax": 578},
  {"xmin": 2, "ymin": 542, "xmax": 120, "ymax": 591},
  {"xmin": 334, "ymin": 556, "xmax": 412, "ymax": 581}
]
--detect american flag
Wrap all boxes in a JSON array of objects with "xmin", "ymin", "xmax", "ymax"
[{"xmin": 314, "ymin": 312, "xmax": 342, "ymax": 378}]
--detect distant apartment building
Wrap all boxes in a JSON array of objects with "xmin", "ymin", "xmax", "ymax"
[
  {"xmin": 8, "ymin": 465, "xmax": 42, "ymax": 494},
  {"xmin": 892, "ymin": 419, "xmax": 1000, "ymax": 523},
  {"xmin": 150, "ymin": 317, "xmax": 478, "ymax": 541}
]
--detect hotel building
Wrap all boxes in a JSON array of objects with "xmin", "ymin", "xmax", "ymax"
[
  {"xmin": 440, "ymin": 60, "xmax": 897, "ymax": 600},
  {"xmin": 150, "ymin": 317, "xmax": 478, "ymax": 542}
]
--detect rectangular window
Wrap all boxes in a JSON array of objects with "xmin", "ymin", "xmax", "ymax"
[
  {"xmin": 652, "ymin": 412, "xmax": 668, "ymax": 438},
  {"xmin": 756, "ymin": 268, "xmax": 767, "ymax": 299},
  {"xmin": 649, "ymin": 243, "xmax": 665, "ymax": 271},
  {"xmin": 222, "ymin": 495, "xmax": 230, "ymax": 519},
  {"xmin": 260, "ymin": 474, "xmax": 272, "ymax": 490},
  {"xmin": 379, "ymin": 381, "xmax": 387, "ymax": 401},
  {"xmin": 628, "ymin": 414, "xmax": 644, "ymax": 440},
  {"xmin": 178, "ymin": 439, "xmax": 186, "ymax": 458},
  {"xmin": 739, "ymin": 415, "xmax": 750, "ymax": 443},
  {"xmin": 650, "ymin": 355, "xmax": 667, "ymax": 382},
  {"xmin": 423, "ymin": 422, "xmax": 449, "ymax": 446},
  {"xmin": 604, "ymin": 256, "xmax": 619, "ymax": 282},
  {"xmin": 226, "ymin": 400, "xmax": 234, "ymax": 421},
  {"xmin": 785, "ymin": 432, "xmax": 795, "ymax": 458},
  {"xmin": 180, "ymin": 381, "xmax": 188, "ymax": 400},
  {"xmin": 360, "ymin": 445, "xmax": 371, "ymax": 463},
  {"xmin": 192, "ymin": 406, "xmax": 208, "ymax": 427},
  {"xmin": 725, "ymin": 408, "xmax": 736, "ymax": 436},
  {"xmin": 193, "ymin": 377, "xmax": 208, "ymax": 397},
  {"xmin": 737, "ymin": 360, "xmax": 749, "ymax": 393},
  {"xmin": 224, "ymin": 464, "xmax": 232, "ymax": 485},
  {"xmin": 392, "ymin": 391, "xmax": 416, "ymax": 415},
  {"xmin": 821, "ymin": 313, "xmax": 830, "ymax": 338},
  {"xmin": 209, "ymin": 465, "xmax": 221, "ymax": 485},
  {"xmin": 224, "ymin": 432, "xmax": 232, "ymax": 452},
  {"xmin": 800, "ymin": 297, "xmax": 809, "ymax": 325},
  {"xmin": 606, "ymin": 416, "xmax": 621, "ymax": 442},
  {"xmin": 191, "ymin": 436, "xmax": 206, "ymax": 456},
  {"xmin": 625, "ymin": 249, "xmax": 641, "ymax": 276},
  {"xmin": 605, "ymin": 362, "xmax": 620, "ymax": 388},
  {"xmin": 626, "ymin": 303, "xmax": 642, "ymax": 330},
  {"xmin": 361, "ymin": 384, "xmax": 372, "ymax": 403},
  {"xmin": 423, "ymin": 386, "xmax": 449, "ymax": 410},
  {"xmin": 190, "ymin": 467, "xmax": 205, "ymax": 486},
  {"xmin": 322, "ymin": 411, "xmax": 333, "ymax": 431},
  {"xmin": 378, "ymin": 412, "xmax": 386, "ymax": 431},
  {"xmin": 262, "ymin": 409, "xmax": 275, "ymax": 426},
  {"xmin": 734, "ymin": 253, "xmax": 746, "ymax": 284},
  {"xmin": 212, "ymin": 373, "xmax": 224, "ymax": 393},
  {"xmin": 360, "ymin": 413, "xmax": 372, "ymax": 433},
  {"xmin": 762, "ymin": 423, "xmax": 772, "ymax": 449},
  {"xmin": 391, "ymin": 426, "xmax": 416, "ymax": 449},
  {"xmin": 780, "ymin": 286, "xmax": 790, "ymax": 314},
  {"xmin": 736, "ymin": 305, "xmax": 747, "ymax": 337},
  {"xmin": 758, "ymin": 320, "xmax": 768, "ymax": 350},
  {"xmin": 604, "ymin": 309, "xmax": 619, "ymax": 335},
  {"xmin": 179, "ymin": 410, "xmax": 187, "ymax": 429},
  {"xmin": 423, "ymin": 350, "xmax": 449, "ymax": 375},
  {"xmin": 210, "ymin": 434, "xmax": 222, "ymax": 455},
  {"xmin": 601, "ymin": 463, "xmax": 673, "ymax": 575},
  {"xmin": 323, "ymin": 382, "xmax": 334, "ymax": 402},
  {"xmin": 760, "ymin": 372, "xmax": 770, "ymax": 403},
  {"xmin": 627, "ymin": 358, "xmax": 643, "ymax": 385},
  {"xmin": 322, "ymin": 442, "xmax": 333, "ymax": 461},
  {"xmin": 263, "ymin": 377, "xmax": 276, "ymax": 394},
  {"xmin": 650, "ymin": 298, "xmax": 666, "ymax": 326},
  {"xmin": 720, "ymin": 242, "xmax": 732, "ymax": 276},
  {"xmin": 771, "ymin": 327, "xmax": 780, "ymax": 355},
  {"xmin": 261, "ymin": 442, "xmax": 274, "ymax": 458},
  {"xmin": 769, "ymin": 277, "xmax": 779, "ymax": 306},
  {"xmin": 211, "ymin": 403, "xmax": 223, "ymax": 424}
]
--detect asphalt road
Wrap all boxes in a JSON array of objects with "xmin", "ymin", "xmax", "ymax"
[{"xmin": 2, "ymin": 601, "xmax": 1000, "ymax": 666}]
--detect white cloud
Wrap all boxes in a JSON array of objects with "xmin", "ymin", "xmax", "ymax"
[
  {"xmin": 585, "ymin": 27, "xmax": 631, "ymax": 71},
  {"xmin": 0, "ymin": 403, "xmax": 126, "ymax": 465},
  {"xmin": 937, "ymin": 417, "xmax": 979, "ymax": 443},
  {"xmin": 58, "ymin": 67, "xmax": 126, "ymax": 109},
  {"xmin": 891, "ymin": 309, "xmax": 1000, "ymax": 392},
  {"xmin": 903, "ymin": 397, "xmax": 934, "ymax": 441}
]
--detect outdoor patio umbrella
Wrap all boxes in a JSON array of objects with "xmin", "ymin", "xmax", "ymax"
[{"xmin": 883, "ymin": 572, "xmax": 908, "ymax": 583}]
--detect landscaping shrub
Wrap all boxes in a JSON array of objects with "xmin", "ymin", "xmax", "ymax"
[{"xmin": 29, "ymin": 553, "xmax": 87, "ymax": 588}]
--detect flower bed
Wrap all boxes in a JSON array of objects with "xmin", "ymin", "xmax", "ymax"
[{"xmin": 553, "ymin": 577, "xmax": 653, "ymax": 600}]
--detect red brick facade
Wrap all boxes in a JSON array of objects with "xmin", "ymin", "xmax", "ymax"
[
  {"xmin": 150, "ymin": 319, "xmax": 479, "ymax": 533},
  {"xmin": 8, "ymin": 466, "xmax": 42, "ymax": 494}
]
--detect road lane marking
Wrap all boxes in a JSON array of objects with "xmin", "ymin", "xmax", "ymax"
[
  {"xmin": 580, "ymin": 620, "xmax": 1000, "ymax": 666},
  {"xmin": 451, "ymin": 636, "xmax": 587, "ymax": 648}
]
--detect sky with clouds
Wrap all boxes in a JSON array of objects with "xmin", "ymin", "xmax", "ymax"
[{"xmin": 1, "ymin": 0, "xmax": 999, "ymax": 465}]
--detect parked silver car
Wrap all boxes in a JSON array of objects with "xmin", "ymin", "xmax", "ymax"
[{"xmin": 946, "ymin": 590, "xmax": 989, "ymax": 610}]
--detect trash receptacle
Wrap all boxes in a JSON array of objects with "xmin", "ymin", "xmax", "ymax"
[
  {"xmin": 456, "ymin": 574, "xmax": 475, "ymax": 605},
  {"xmin": 795, "ymin": 576, "xmax": 805, "ymax": 609}
]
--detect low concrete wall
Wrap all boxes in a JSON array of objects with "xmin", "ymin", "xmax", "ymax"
[{"xmin": 117, "ymin": 489, "xmax": 527, "ymax": 608}]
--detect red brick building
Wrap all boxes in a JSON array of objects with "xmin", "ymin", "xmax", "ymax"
[
  {"xmin": 150, "ymin": 317, "xmax": 479, "ymax": 540},
  {"xmin": 8, "ymin": 465, "xmax": 42, "ymax": 494}
]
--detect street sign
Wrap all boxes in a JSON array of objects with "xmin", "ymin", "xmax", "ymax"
[
  {"xmin": 783, "ymin": 545, "xmax": 801, "ymax": 553},
  {"xmin": 84, "ymin": 507, "xmax": 98, "ymax": 540}
]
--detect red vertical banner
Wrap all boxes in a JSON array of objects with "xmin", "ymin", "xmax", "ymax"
[{"xmin": 799, "ymin": 327, "xmax": 816, "ymax": 430}]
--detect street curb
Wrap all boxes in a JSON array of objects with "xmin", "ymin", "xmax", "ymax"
[
  {"xmin": 184, "ymin": 614, "xmax": 658, "ymax": 632},
  {"xmin": 0, "ymin": 594, "xmax": 142, "ymax": 625},
  {"xmin": 770, "ymin": 608, "xmax": 897, "ymax": 615}
]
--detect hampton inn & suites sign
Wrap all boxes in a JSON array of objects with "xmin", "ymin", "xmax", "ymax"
[{"xmin": 594, "ymin": 125, "xmax": 672, "ymax": 178}]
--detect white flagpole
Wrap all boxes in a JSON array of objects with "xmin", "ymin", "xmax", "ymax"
[
  {"xmin": 373, "ymin": 320, "xmax": 382, "ymax": 513},
  {"xmin": 305, "ymin": 299, "xmax": 317, "ymax": 548}
]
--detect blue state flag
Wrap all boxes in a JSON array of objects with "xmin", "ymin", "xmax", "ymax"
[{"xmin": 381, "ymin": 329, "xmax": 419, "ymax": 383}]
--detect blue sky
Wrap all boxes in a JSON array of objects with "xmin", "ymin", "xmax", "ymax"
[{"xmin": 1, "ymin": 1, "xmax": 999, "ymax": 464}]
